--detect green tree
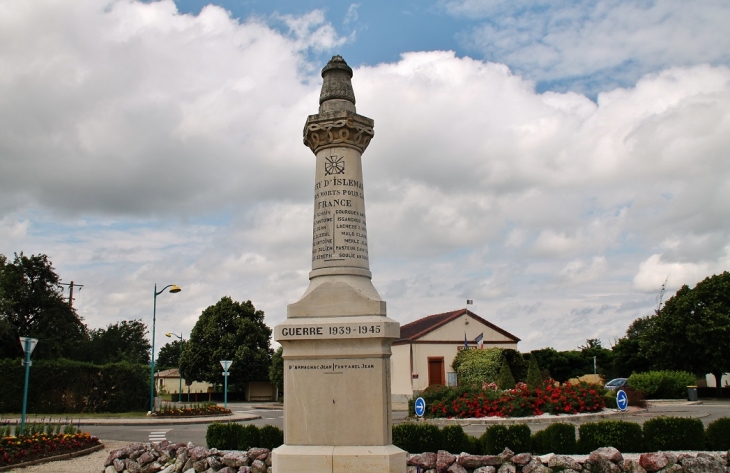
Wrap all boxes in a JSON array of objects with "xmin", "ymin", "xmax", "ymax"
[
  {"xmin": 642, "ymin": 272, "xmax": 730, "ymax": 396},
  {"xmin": 526, "ymin": 354, "xmax": 543, "ymax": 389},
  {"xmin": 497, "ymin": 357, "xmax": 516, "ymax": 389},
  {"xmin": 579, "ymin": 339, "xmax": 615, "ymax": 381},
  {"xmin": 156, "ymin": 339, "xmax": 184, "ymax": 370},
  {"xmin": 0, "ymin": 253, "xmax": 88, "ymax": 360},
  {"xmin": 502, "ymin": 349, "xmax": 527, "ymax": 382},
  {"xmin": 611, "ymin": 316, "xmax": 653, "ymax": 376},
  {"xmin": 269, "ymin": 346, "xmax": 284, "ymax": 394},
  {"xmin": 84, "ymin": 320, "xmax": 150, "ymax": 365},
  {"xmin": 179, "ymin": 297, "xmax": 273, "ymax": 386}
]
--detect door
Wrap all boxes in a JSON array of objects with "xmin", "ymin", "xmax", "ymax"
[{"xmin": 428, "ymin": 357, "xmax": 445, "ymax": 386}]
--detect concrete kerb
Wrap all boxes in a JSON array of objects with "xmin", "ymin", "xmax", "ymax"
[
  {"xmin": 1, "ymin": 412, "xmax": 261, "ymax": 427},
  {"xmin": 417, "ymin": 407, "xmax": 646, "ymax": 426}
]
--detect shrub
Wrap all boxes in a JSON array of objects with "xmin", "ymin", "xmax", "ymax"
[
  {"xmin": 482, "ymin": 424, "xmax": 531, "ymax": 455},
  {"xmin": 603, "ymin": 392, "xmax": 617, "ymax": 409},
  {"xmin": 454, "ymin": 348, "xmax": 504, "ymax": 386},
  {"xmin": 239, "ymin": 424, "xmax": 261, "ymax": 450},
  {"xmin": 628, "ymin": 371, "xmax": 696, "ymax": 399},
  {"xmin": 531, "ymin": 423, "xmax": 576, "ymax": 454},
  {"xmin": 206, "ymin": 422, "xmax": 242, "ymax": 450},
  {"xmin": 706, "ymin": 417, "xmax": 730, "ymax": 451},
  {"xmin": 497, "ymin": 358, "xmax": 516, "ymax": 390},
  {"xmin": 526, "ymin": 356, "xmax": 542, "ymax": 390},
  {"xmin": 643, "ymin": 417, "xmax": 704, "ymax": 451},
  {"xmin": 441, "ymin": 425, "xmax": 472, "ymax": 454},
  {"xmin": 392, "ymin": 422, "xmax": 442, "ymax": 453},
  {"xmin": 259, "ymin": 424, "xmax": 284, "ymax": 450},
  {"xmin": 578, "ymin": 420, "xmax": 644, "ymax": 453}
]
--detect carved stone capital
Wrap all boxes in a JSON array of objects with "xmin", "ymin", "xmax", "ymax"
[{"xmin": 303, "ymin": 112, "xmax": 374, "ymax": 154}]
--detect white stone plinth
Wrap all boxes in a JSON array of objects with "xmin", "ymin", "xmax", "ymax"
[{"xmin": 272, "ymin": 444, "xmax": 406, "ymax": 473}]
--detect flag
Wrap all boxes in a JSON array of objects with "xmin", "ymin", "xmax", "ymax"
[
  {"xmin": 475, "ymin": 332, "xmax": 484, "ymax": 349},
  {"xmin": 466, "ymin": 299, "xmax": 473, "ymax": 305},
  {"xmin": 464, "ymin": 332, "xmax": 468, "ymax": 349}
]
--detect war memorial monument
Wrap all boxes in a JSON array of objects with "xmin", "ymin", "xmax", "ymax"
[{"xmin": 272, "ymin": 56, "xmax": 407, "ymax": 473}]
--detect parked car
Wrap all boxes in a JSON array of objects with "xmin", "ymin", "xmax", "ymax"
[{"xmin": 604, "ymin": 378, "xmax": 628, "ymax": 391}]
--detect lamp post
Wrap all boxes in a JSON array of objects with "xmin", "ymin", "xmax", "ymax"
[
  {"xmin": 220, "ymin": 360, "xmax": 233, "ymax": 409},
  {"xmin": 19, "ymin": 337, "xmax": 38, "ymax": 434},
  {"xmin": 165, "ymin": 332, "xmax": 184, "ymax": 403},
  {"xmin": 150, "ymin": 284, "xmax": 181, "ymax": 413}
]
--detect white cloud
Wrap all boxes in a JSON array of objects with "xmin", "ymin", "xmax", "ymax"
[
  {"xmin": 1, "ymin": 2, "xmax": 729, "ymax": 352},
  {"xmin": 444, "ymin": 0, "xmax": 730, "ymax": 93}
]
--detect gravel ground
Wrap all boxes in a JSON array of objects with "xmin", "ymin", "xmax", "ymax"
[{"xmin": 3, "ymin": 440, "xmax": 129, "ymax": 473}]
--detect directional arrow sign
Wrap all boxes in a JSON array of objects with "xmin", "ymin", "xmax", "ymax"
[
  {"xmin": 414, "ymin": 397, "xmax": 426, "ymax": 417},
  {"xmin": 220, "ymin": 360, "xmax": 233, "ymax": 372},
  {"xmin": 616, "ymin": 389, "xmax": 628, "ymax": 411}
]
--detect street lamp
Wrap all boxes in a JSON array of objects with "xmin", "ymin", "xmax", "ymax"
[
  {"xmin": 165, "ymin": 332, "xmax": 184, "ymax": 403},
  {"xmin": 19, "ymin": 337, "xmax": 38, "ymax": 434},
  {"xmin": 150, "ymin": 284, "xmax": 181, "ymax": 413},
  {"xmin": 220, "ymin": 360, "xmax": 233, "ymax": 409}
]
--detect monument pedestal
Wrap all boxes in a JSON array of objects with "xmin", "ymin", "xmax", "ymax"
[{"xmin": 273, "ymin": 445, "xmax": 406, "ymax": 473}]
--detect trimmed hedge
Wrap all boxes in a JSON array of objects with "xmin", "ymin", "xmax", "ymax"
[
  {"xmin": 628, "ymin": 371, "xmax": 696, "ymax": 399},
  {"xmin": 481, "ymin": 424, "xmax": 531, "ymax": 455},
  {"xmin": 532, "ymin": 423, "xmax": 576, "ymax": 454},
  {"xmin": 706, "ymin": 417, "xmax": 730, "ymax": 450},
  {"xmin": 206, "ymin": 423, "xmax": 283, "ymax": 450},
  {"xmin": 0, "ymin": 358, "xmax": 147, "ymax": 413},
  {"xmin": 643, "ymin": 416, "xmax": 705, "ymax": 451},
  {"xmin": 441, "ymin": 425, "xmax": 473, "ymax": 454},
  {"xmin": 578, "ymin": 420, "xmax": 644, "ymax": 453},
  {"xmin": 392, "ymin": 423, "xmax": 443, "ymax": 454}
]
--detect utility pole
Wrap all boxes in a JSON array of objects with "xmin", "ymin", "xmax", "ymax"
[{"xmin": 59, "ymin": 281, "xmax": 84, "ymax": 308}]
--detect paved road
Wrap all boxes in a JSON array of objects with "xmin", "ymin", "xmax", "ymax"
[
  {"xmin": 86, "ymin": 405, "xmax": 283, "ymax": 447},
  {"xmin": 84, "ymin": 400, "xmax": 730, "ymax": 447}
]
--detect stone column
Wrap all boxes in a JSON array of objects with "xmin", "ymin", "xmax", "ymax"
[{"xmin": 272, "ymin": 56, "xmax": 406, "ymax": 473}]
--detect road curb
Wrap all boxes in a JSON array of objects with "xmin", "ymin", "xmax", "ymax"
[
  {"xmin": 418, "ymin": 408, "xmax": 645, "ymax": 426},
  {"xmin": 74, "ymin": 413, "xmax": 261, "ymax": 427},
  {"xmin": 0, "ymin": 442, "xmax": 104, "ymax": 472}
]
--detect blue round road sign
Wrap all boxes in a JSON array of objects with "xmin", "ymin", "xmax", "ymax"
[
  {"xmin": 415, "ymin": 397, "xmax": 426, "ymax": 417},
  {"xmin": 616, "ymin": 389, "xmax": 628, "ymax": 411}
]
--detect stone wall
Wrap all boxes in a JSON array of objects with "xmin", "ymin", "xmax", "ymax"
[{"xmin": 102, "ymin": 442, "xmax": 729, "ymax": 473}]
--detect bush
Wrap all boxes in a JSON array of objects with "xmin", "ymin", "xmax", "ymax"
[
  {"xmin": 628, "ymin": 371, "xmax": 696, "ymax": 399},
  {"xmin": 497, "ymin": 358, "xmax": 516, "ymax": 390},
  {"xmin": 259, "ymin": 425, "xmax": 284, "ymax": 450},
  {"xmin": 441, "ymin": 425, "xmax": 472, "ymax": 454},
  {"xmin": 706, "ymin": 417, "xmax": 730, "ymax": 450},
  {"xmin": 603, "ymin": 392, "xmax": 618, "ymax": 409},
  {"xmin": 643, "ymin": 417, "xmax": 704, "ymax": 451},
  {"xmin": 481, "ymin": 424, "xmax": 531, "ymax": 455},
  {"xmin": 206, "ymin": 422, "xmax": 242, "ymax": 450},
  {"xmin": 454, "ymin": 348, "xmax": 504, "ymax": 386},
  {"xmin": 526, "ymin": 356, "xmax": 542, "ymax": 390},
  {"xmin": 532, "ymin": 423, "xmax": 576, "ymax": 454},
  {"xmin": 578, "ymin": 420, "xmax": 644, "ymax": 453},
  {"xmin": 0, "ymin": 359, "xmax": 148, "ymax": 413},
  {"xmin": 392, "ymin": 422, "xmax": 442, "ymax": 453},
  {"xmin": 239, "ymin": 424, "xmax": 261, "ymax": 450}
]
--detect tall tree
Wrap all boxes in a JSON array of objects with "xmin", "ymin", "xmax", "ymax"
[
  {"xmin": 85, "ymin": 320, "xmax": 151, "ymax": 365},
  {"xmin": 157, "ymin": 340, "xmax": 184, "ymax": 370},
  {"xmin": 643, "ymin": 272, "xmax": 730, "ymax": 395},
  {"xmin": 611, "ymin": 316, "xmax": 653, "ymax": 376},
  {"xmin": 0, "ymin": 253, "xmax": 88, "ymax": 359},
  {"xmin": 269, "ymin": 346, "xmax": 284, "ymax": 395},
  {"xmin": 179, "ymin": 297, "xmax": 273, "ymax": 386}
]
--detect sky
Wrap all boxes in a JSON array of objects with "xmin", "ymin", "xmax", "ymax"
[{"xmin": 1, "ymin": 0, "xmax": 729, "ymax": 356}]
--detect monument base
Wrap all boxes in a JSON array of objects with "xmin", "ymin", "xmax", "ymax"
[{"xmin": 272, "ymin": 444, "xmax": 406, "ymax": 473}]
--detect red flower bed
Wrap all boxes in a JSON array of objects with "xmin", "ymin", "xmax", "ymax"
[
  {"xmin": 153, "ymin": 404, "xmax": 231, "ymax": 417},
  {"xmin": 0, "ymin": 432, "xmax": 100, "ymax": 466},
  {"xmin": 429, "ymin": 381, "xmax": 606, "ymax": 418}
]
